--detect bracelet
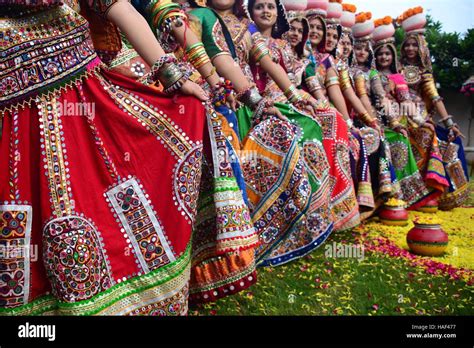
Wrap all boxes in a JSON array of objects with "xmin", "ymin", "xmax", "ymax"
[
  {"xmin": 339, "ymin": 69, "xmax": 352, "ymax": 91},
  {"xmin": 306, "ymin": 76, "xmax": 322, "ymax": 93},
  {"xmin": 186, "ymin": 42, "xmax": 211, "ymax": 70},
  {"xmin": 325, "ymin": 76, "xmax": 340, "ymax": 88},
  {"xmin": 346, "ymin": 118, "xmax": 354, "ymax": 129},
  {"xmin": 238, "ymin": 86, "xmax": 263, "ymax": 110},
  {"xmin": 284, "ymin": 85, "xmax": 303, "ymax": 103},
  {"xmin": 359, "ymin": 111, "xmax": 375, "ymax": 125},
  {"xmin": 157, "ymin": 62, "xmax": 184, "ymax": 89},
  {"xmin": 355, "ymin": 76, "xmax": 368, "ymax": 97},
  {"xmin": 250, "ymin": 33, "xmax": 270, "ymax": 63},
  {"xmin": 203, "ymin": 66, "xmax": 217, "ymax": 80},
  {"xmin": 147, "ymin": 54, "xmax": 176, "ymax": 85},
  {"xmin": 252, "ymin": 98, "xmax": 267, "ymax": 126},
  {"xmin": 442, "ymin": 116, "xmax": 455, "ymax": 129}
]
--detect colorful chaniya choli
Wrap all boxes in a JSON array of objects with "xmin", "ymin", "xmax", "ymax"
[
  {"xmin": 333, "ymin": 57, "xmax": 375, "ymax": 215},
  {"xmin": 349, "ymin": 65, "xmax": 400, "ymax": 202},
  {"xmin": 249, "ymin": 36, "xmax": 334, "ymax": 266},
  {"xmin": 399, "ymin": 65, "xmax": 449, "ymax": 200},
  {"xmin": 125, "ymin": 0, "xmax": 260, "ymax": 302},
  {"xmin": 377, "ymin": 72, "xmax": 433, "ymax": 208},
  {"xmin": 188, "ymin": 7, "xmax": 315, "ymax": 266},
  {"xmin": 401, "ymin": 64, "xmax": 469, "ymax": 210},
  {"xmin": 303, "ymin": 51, "xmax": 360, "ymax": 231},
  {"xmin": 0, "ymin": 1, "xmax": 256, "ymax": 315}
]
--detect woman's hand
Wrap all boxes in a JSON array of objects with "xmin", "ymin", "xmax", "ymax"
[
  {"xmin": 370, "ymin": 121, "xmax": 384, "ymax": 138},
  {"xmin": 179, "ymin": 80, "xmax": 209, "ymax": 101},
  {"xmin": 226, "ymin": 93, "xmax": 238, "ymax": 111},
  {"xmin": 421, "ymin": 121, "xmax": 436, "ymax": 133},
  {"xmin": 395, "ymin": 126, "xmax": 408, "ymax": 138},
  {"xmin": 449, "ymin": 125, "xmax": 465, "ymax": 142},
  {"xmin": 267, "ymin": 106, "xmax": 287, "ymax": 121}
]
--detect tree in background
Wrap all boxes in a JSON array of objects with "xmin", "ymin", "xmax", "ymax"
[{"xmin": 395, "ymin": 15, "xmax": 474, "ymax": 91}]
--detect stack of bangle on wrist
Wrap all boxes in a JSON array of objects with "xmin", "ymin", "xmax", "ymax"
[
  {"xmin": 359, "ymin": 111, "xmax": 375, "ymax": 126},
  {"xmin": 186, "ymin": 42, "xmax": 211, "ymax": 70},
  {"xmin": 284, "ymin": 85, "xmax": 303, "ymax": 104},
  {"xmin": 306, "ymin": 76, "xmax": 322, "ymax": 94},
  {"xmin": 237, "ymin": 85, "xmax": 263, "ymax": 110},
  {"xmin": 440, "ymin": 115, "xmax": 457, "ymax": 129},
  {"xmin": 148, "ymin": 54, "xmax": 190, "ymax": 94}
]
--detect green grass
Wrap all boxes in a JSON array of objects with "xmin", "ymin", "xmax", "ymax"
[{"xmin": 190, "ymin": 211, "xmax": 474, "ymax": 316}]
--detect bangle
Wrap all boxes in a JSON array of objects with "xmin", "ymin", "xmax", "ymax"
[
  {"xmin": 238, "ymin": 86, "xmax": 263, "ymax": 110},
  {"xmin": 359, "ymin": 111, "xmax": 375, "ymax": 125},
  {"xmin": 186, "ymin": 42, "xmax": 211, "ymax": 70},
  {"xmin": 146, "ymin": 54, "xmax": 176, "ymax": 85},
  {"xmin": 158, "ymin": 62, "xmax": 184, "ymax": 89},
  {"xmin": 355, "ymin": 75, "xmax": 368, "ymax": 97},
  {"xmin": 203, "ymin": 66, "xmax": 217, "ymax": 80},
  {"xmin": 346, "ymin": 118, "xmax": 354, "ymax": 129},
  {"xmin": 284, "ymin": 85, "xmax": 303, "ymax": 103},
  {"xmin": 250, "ymin": 33, "xmax": 270, "ymax": 63},
  {"xmin": 339, "ymin": 69, "xmax": 352, "ymax": 91},
  {"xmin": 442, "ymin": 116, "xmax": 455, "ymax": 128},
  {"xmin": 252, "ymin": 98, "xmax": 267, "ymax": 126},
  {"xmin": 325, "ymin": 76, "xmax": 340, "ymax": 88},
  {"xmin": 306, "ymin": 76, "xmax": 322, "ymax": 93}
]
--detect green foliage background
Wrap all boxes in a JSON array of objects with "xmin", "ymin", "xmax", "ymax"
[{"xmin": 394, "ymin": 15, "xmax": 473, "ymax": 91}]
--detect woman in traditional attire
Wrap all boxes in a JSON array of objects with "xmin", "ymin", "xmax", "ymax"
[
  {"xmin": 213, "ymin": 0, "xmax": 359, "ymax": 236},
  {"xmin": 101, "ymin": 0, "xmax": 263, "ymax": 303},
  {"xmin": 338, "ymin": 9, "xmax": 399, "ymax": 211},
  {"xmin": 322, "ymin": 1, "xmax": 378, "ymax": 217},
  {"xmin": 238, "ymin": 0, "xmax": 336, "ymax": 266},
  {"xmin": 371, "ymin": 16, "xmax": 433, "ymax": 208},
  {"xmin": 171, "ymin": 0, "xmax": 317, "ymax": 267},
  {"xmin": 0, "ymin": 0, "xmax": 258, "ymax": 315},
  {"xmin": 398, "ymin": 6, "xmax": 469, "ymax": 210},
  {"xmin": 301, "ymin": 0, "xmax": 360, "ymax": 230}
]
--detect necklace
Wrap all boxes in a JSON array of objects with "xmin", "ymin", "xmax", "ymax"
[{"xmin": 403, "ymin": 65, "xmax": 421, "ymax": 85}]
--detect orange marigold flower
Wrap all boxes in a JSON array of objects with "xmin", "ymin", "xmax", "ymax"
[
  {"xmin": 329, "ymin": 0, "xmax": 343, "ymax": 3},
  {"xmin": 355, "ymin": 12, "xmax": 367, "ymax": 23},
  {"xmin": 343, "ymin": 3, "xmax": 356, "ymax": 12},
  {"xmin": 383, "ymin": 16, "xmax": 392, "ymax": 25}
]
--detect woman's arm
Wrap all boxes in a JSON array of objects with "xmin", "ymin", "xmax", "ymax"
[
  {"xmin": 171, "ymin": 23, "xmax": 221, "ymax": 87},
  {"xmin": 106, "ymin": 1, "xmax": 166, "ymax": 66},
  {"xmin": 326, "ymin": 67, "xmax": 351, "ymax": 120},
  {"xmin": 106, "ymin": 0, "xmax": 207, "ymax": 100}
]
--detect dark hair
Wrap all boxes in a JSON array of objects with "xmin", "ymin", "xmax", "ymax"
[
  {"xmin": 248, "ymin": 0, "xmax": 290, "ymax": 39},
  {"xmin": 400, "ymin": 36, "xmax": 421, "ymax": 66},
  {"xmin": 375, "ymin": 44, "xmax": 398, "ymax": 73},
  {"xmin": 307, "ymin": 14, "xmax": 327, "ymax": 52},
  {"xmin": 326, "ymin": 24, "xmax": 342, "ymax": 58},
  {"xmin": 289, "ymin": 18, "xmax": 309, "ymax": 58},
  {"xmin": 352, "ymin": 40, "xmax": 373, "ymax": 69}
]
